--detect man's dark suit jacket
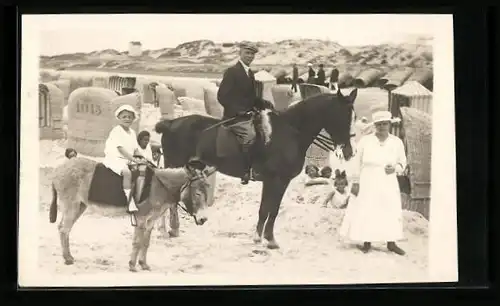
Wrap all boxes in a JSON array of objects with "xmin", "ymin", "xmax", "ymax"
[
  {"xmin": 316, "ymin": 68, "xmax": 326, "ymax": 85},
  {"xmin": 292, "ymin": 66, "xmax": 299, "ymax": 82},
  {"xmin": 217, "ymin": 61, "xmax": 257, "ymax": 120}
]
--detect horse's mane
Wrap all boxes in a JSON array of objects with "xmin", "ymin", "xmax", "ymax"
[{"xmin": 284, "ymin": 93, "xmax": 338, "ymax": 112}]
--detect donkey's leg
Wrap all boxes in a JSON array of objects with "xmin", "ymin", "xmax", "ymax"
[
  {"xmin": 262, "ymin": 177, "xmax": 290, "ymax": 249},
  {"xmin": 138, "ymin": 225, "xmax": 154, "ymax": 271},
  {"xmin": 168, "ymin": 206, "xmax": 180, "ymax": 238},
  {"xmin": 58, "ymin": 202, "xmax": 87, "ymax": 265},
  {"xmin": 129, "ymin": 225, "xmax": 148, "ymax": 272},
  {"xmin": 157, "ymin": 215, "xmax": 168, "ymax": 237}
]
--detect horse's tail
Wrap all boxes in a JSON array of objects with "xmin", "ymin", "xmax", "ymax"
[
  {"xmin": 154, "ymin": 119, "xmax": 173, "ymax": 135},
  {"xmin": 49, "ymin": 184, "xmax": 58, "ymax": 223}
]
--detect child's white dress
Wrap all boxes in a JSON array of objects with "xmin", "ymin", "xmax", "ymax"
[
  {"xmin": 330, "ymin": 189, "xmax": 350, "ymax": 209},
  {"xmin": 102, "ymin": 125, "xmax": 138, "ymax": 175},
  {"xmin": 136, "ymin": 143, "xmax": 154, "ymax": 163}
]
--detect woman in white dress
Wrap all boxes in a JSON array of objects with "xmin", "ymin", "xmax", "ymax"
[
  {"xmin": 102, "ymin": 104, "xmax": 144, "ymax": 215},
  {"xmin": 339, "ymin": 110, "xmax": 407, "ymax": 255}
]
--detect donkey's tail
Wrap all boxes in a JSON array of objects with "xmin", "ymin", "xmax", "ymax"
[
  {"xmin": 49, "ymin": 184, "xmax": 58, "ymax": 223},
  {"xmin": 154, "ymin": 119, "xmax": 173, "ymax": 135}
]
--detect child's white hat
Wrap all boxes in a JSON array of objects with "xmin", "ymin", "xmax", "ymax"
[{"xmin": 114, "ymin": 104, "xmax": 138, "ymax": 121}]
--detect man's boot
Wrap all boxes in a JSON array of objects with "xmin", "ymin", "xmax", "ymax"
[{"xmin": 240, "ymin": 144, "xmax": 254, "ymax": 185}]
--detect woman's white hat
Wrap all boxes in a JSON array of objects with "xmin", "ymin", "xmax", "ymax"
[
  {"xmin": 307, "ymin": 63, "xmax": 312, "ymax": 67},
  {"xmin": 371, "ymin": 110, "xmax": 401, "ymax": 124},
  {"xmin": 114, "ymin": 104, "xmax": 138, "ymax": 121}
]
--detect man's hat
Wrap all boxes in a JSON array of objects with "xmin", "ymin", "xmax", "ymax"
[{"xmin": 239, "ymin": 41, "xmax": 259, "ymax": 53}]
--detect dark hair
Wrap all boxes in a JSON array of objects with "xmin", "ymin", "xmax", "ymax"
[
  {"xmin": 65, "ymin": 148, "xmax": 77, "ymax": 159},
  {"xmin": 333, "ymin": 169, "xmax": 348, "ymax": 186},
  {"xmin": 320, "ymin": 166, "xmax": 332, "ymax": 178},
  {"xmin": 137, "ymin": 130, "xmax": 151, "ymax": 143},
  {"xmin": 304, "ymin": 164, "xmax": 319, "ymax": 174}
]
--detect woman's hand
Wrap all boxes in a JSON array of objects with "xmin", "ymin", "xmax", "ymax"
[{"xmin": 385, "ymin": 164, "xmax": 396, "ymax": 175}]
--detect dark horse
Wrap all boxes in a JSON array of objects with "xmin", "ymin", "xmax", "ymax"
[{"xmin": 154, "ymin": 87, "xmax": 358, "ymax": 249}]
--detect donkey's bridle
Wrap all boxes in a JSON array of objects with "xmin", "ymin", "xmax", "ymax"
[{"xmin": 139, "ymin": 160, "xmax": 210, "ymax": 224}]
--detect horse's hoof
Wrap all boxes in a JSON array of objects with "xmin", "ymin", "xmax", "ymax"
[
  {"xmin": 168, "ymin": 229, "xmax": 180, "ymax": 238},
  {"xmin": 64, "ymin": 257, "xmax": 74, "ymax": 265},
  {"xmin": 266, "ymin": 240, "xmax": 280, "ymax": 250},
  {"xmin": 138, "ymin": 261, "xmax": 151, "ymax": 271},
  {"xmin": 252, "ymin": 232, "xmax": 262, "ymax": 244}
]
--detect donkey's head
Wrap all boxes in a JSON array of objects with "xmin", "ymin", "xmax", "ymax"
[{"xmin": 180, "ymin": 163, "xmax": 213, "ymax": 226}]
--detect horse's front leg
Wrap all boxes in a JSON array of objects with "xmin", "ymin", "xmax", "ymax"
[
  {"xmin": 253, "ymin": 198, "xmax": 268, "ymax": 244},
  {"xmin": 262, "ymin": 176, "xmax": 290, "ymax": 249}
]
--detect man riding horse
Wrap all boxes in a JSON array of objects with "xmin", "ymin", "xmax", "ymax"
[{"xmin": 212, "ymin": 41, "xmax": 272, "ymax": 185}]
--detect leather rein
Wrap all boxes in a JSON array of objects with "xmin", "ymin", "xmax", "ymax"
[{"xmin": 200, "ymin": 108, "xmax": 353, "ymax": 154}]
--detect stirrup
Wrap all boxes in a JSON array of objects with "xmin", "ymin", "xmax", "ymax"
[{"xmin": 130, "ymin": 213, "xmax": 137, "ymax": 227}]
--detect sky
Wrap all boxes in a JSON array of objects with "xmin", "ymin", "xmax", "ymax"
[{"xmin": 27, "ymin": 14, "xmax": 442, "ymax": 56}]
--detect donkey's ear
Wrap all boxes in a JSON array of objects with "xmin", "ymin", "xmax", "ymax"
[
  {"xmin": 341, "ymin": 170, "xmax": 347, "ymax": 177},
  {"xmin": 335, "ymin": 169, "xmax": 341, "ymax": 176},
  {"xmin": 347, "ymin": 88, "xmax": 358, "ymax": 104}
]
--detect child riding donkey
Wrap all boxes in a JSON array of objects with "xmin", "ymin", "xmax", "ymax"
[{"xmin": 101, "ymin": 104, "xmax": 151, "ymax": 224}]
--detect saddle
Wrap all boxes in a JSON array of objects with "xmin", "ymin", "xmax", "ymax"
[
  {"xmin": 215, "ymin": 113, "xmax": 265, "ymax": 158},
  {"xmin": 215, "ymin": 125, "xmax": 243, "ymax": 158},
  {"xmin": 129, "ymin": 163, "xmax": 155, "ymax": 203},
  {"xmin": 88, "ymin": 162, "xmax": 154, "ymax": 207}
]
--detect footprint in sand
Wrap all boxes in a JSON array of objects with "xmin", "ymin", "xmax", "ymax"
[
  {"xmin": 95, "ymin": 258, "xmax": 112, "ymax": 265},
  {"xmin": 249, "ymin": 249, "xmax": 270, "ymax": 263}
]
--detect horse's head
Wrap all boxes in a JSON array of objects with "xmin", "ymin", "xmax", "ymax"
[
  {"xmin": 180, "ymin": 163, "xmax": 213, "ymax": 226},
  {"xmin": 323, "ymin": 88, "xmax": 357, "ymax": 161}
]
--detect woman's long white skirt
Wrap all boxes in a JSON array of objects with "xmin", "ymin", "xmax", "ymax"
[{"xmin": 339, "ymin": 166, "xmax": 404, "ymax": 242}]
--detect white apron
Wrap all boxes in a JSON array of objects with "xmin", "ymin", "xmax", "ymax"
[{"xmin": 339, "ymin": 134, "xmax": 407, "ymax": 242}]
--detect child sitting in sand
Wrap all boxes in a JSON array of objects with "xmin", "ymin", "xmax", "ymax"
[
  {"xmin": 322, "ymin": 169, "xmax": 351, "ymax": 209},
  {"xmin": 303, "ymin": 164, "xmax": 331, "ymax": 186},
  {"xmin": 305, "ymin": 164, "xmax": 320, "ymax": 179},
  {"xmin": 65, "ymin": 148, "xmax": 77, "ymax": 159},
  {"xmin": 320, "ymin": 166, "xmax": 332, "ymax": 178}
]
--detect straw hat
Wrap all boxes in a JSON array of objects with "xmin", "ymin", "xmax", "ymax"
[
  {"xmin": 307, "ymin": 63, "xmax": 312, "ymax": 67},
  {"xmin": 371, "ymin": 110, "xmax": 401, "ymax": 124},
  {"xmin": 114, "ymin": 104, "xmax": 138, "ymax": 121},
  {"xmin": 239, "ymin": 41, "xmax": 259, "ymax": 53}
]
